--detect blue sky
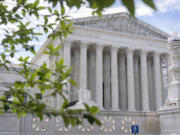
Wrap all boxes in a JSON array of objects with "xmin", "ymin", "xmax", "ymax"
[
  {"xmin": 139, "ymin": 11, "xmax": 180, "ymax": 34},
  {"xmin": 69, "ymin": 0, "xmax": 180, "ymax": 35},
  {"xmin": 112, "ymin": 0, "xmax": 180, "ymax": 34}
]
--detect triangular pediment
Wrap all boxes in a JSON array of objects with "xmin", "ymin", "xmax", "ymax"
[{"xmin": 73, "ymin": 12, "xmax": 169, "ymax": 40}]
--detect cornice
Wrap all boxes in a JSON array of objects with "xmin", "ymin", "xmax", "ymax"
[
  {"xmin": 72, "ymin": 25, "xmax": 168, "ymax": 43},
  {"xmin": 30, "ymin": 37, "xmax": 52, "ymax": 63},
  {"xmin": 31, "ymin": 24, "xmax": 168, "ymax": 63},
  {"xmin": 31, "ymin": 25, "xmax": 61, "ymax": 63},
  {"xmin": 101, "ymin": 110, "xmax": 159, "ymax": 117}
]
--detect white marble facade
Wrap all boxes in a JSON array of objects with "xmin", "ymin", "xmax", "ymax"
[
  {"xmin": 32, "ymin": 13, "xmax": 169, "ymax": 111},
  {"xmin": 0, "ymin": 13, "xmax": 173, "ymax": 135}
]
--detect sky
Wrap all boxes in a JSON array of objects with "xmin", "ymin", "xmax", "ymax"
[
  {"xmin": 68, "ymin": 0, "xmax": 180, "ymax": 35},
  {"xmin": 1, "ymin": 0, "xmax": 180, "ymax": 63}
]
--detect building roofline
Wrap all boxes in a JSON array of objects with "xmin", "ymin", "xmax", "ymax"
[{"xmin": 72, "ymin": 12, "xmax": 170, "ymax": 38}]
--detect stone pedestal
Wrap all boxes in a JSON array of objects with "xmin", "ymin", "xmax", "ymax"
[
  {"xmin": 159, "ymin": 109, "xmax": 180, "ymax": 135},
  {"xmin": 159, "ymin": 35, "xmax": 180, "ymax": 135},
  {"xmin": 0, "ymin": 113, "xmax": 22, "ymax": 135},
  {"xmin": 71, "ymin": 88, "xmax": 97, "ymax": 109}
]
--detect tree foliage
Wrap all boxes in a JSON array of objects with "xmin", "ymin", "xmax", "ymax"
[{"xmin": 0, "ymin": 0, "xmax": 156, "ymax": 127}]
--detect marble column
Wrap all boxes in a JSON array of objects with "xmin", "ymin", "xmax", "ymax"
[
  {"xmin": 134, "ymin": 55, "xmax": 141, "ymax": 111},
  {"xmin": 103, "ymin": 51, "xmax": 111, "ymax": 110},
  {"xmin": 96, "ymin": 46, "xmax": 103, "ymax": 109},
  {"xmin": 63, "ymin": 42, "xmax": 71, "ymax": 69},
  {"xmin": 140, "ymin": 50, "xmax": 150, "ymax": 111},
  {"xmin": 118, "ymin": 53, "xmax": 127, "ymax": 110},
  {"xmin": 87, "ymin": 49, "xmax": 96, "ymax": 101},
  {"xmin": 72, "ymin": 43, "xmax": 97, "ymax": 109},
  {"xmin": 63, "ymin": 42, "xmax": 71, "ymax": 100},
  {"xmin": 79, "ymin": 44, "xmax": 88, "ymax": 89},
  {"xmin": 126, "ymin": 48, "xmax": 136, "ymax": 111},
  {"xmin": 111, "ymin": 47, "xmax": 119, "ymax": 110},
  {"xmin": 56, "ymin": 41, "xmax": 70, "ymax": 108},
  {"xmin": 147, "ymin": 57, "xmax": 155, "ymax": 111},
  {"xmin": 71, "ymin": 48, "xmax": 80, "ymax": 101},
  {"xmin": 153, "ymin": 52, "xmax": 162, "ymax": 110}
]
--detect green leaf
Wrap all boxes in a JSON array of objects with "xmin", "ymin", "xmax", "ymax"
[
  {"xmin": 47, "ymin": 7, "xmax": 52, "ymax": 13},
  {"xmin": 52, "ymin": 0, "xmax": 58, "ymax": 7},
  {"xmin": 54, "ymin": 10, "xmax": 59, "ymax": 16},
  {"xmin": 37, "ymin": 113, "xmax": 43, "ymax": 121},
  {"xmin": 61, "ymin": 6, "xmax": 65, "ymax": 15},
  {"xmin": 44, "ymin": 16, "xmax": 48, "ymax": 25},
  {"xmin": 17, "ymin": 0, "xmax": 22, "ymax": 5},
  {"xmin": 93, "ymin": 117, "xmax": 101, "ymax": 126},
  {"xmin": 121, "ymin": 0, "xmax": 135, "ymax": 16},
  {"xmin": 90, "ymin": 106, "xmax": 99, "ymax": 115},
  {"xmin": 95, "ymin": 0, "xmax": 115, "ymax": 8},
  {"xmin": 54, "ymin": 45, "xmax": 61, "ymax": 53},
  {"xmin": 22, "ymin": 9, "xmax": 26, "ymax": 16},
  {"xmin": 96, "ymin": 10, "xmax": 102, "ymax": 18},
  {"xmin": 1, "ymin": 53, "xmax": 5, "ymax": 60},
  {"xmin": 83, "ymin": 114, "xmax": 94, "ymax": 125},
  {"xmin": 38, "ymin": 6, "xmax": 46, "ymax": 10},
  {"xmin": 69, "ymin": 79, "xmax": 76, "ymax": 86},
  {"xmin": 83, "ymin": 103, "xmax": 90, "ymax": 112},
  {"xmin": 34, "ymin": 0, "xmax": 39, "ymax": 6},
  {"xmin": 59, "ymin": 58, "xmax": 64, "ymax": 66},
  {"xmin": 62, "ymin": 100, "xmax": 69, "ymax": 108},
  {"xmin": 35, "ymin": 93, "xmax": 42, "ymax": 100},
  {"xmin": 30, "ymin": 46, "xmax": 36, "ymax": 54},
  {"xmin": 10, "ymin": 52, "xmax": 14, "ymax": 57},
  {"xmin": 142, "ymin": 0, "xmax": 156, "ymax": 10}
]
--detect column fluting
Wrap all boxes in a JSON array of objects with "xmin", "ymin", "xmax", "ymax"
[
  {"xmin": 153, "ymin": 52, "xmax": 162, "ymax": 110},
  {"xmin": 96, "ymin": 46, "xmax": 104, "ymax": 109},
  {"xmin": 126, "ymin": 48, "xmax": 136, "ymax": 111},
  {"xmin": 111, "ymin": 47, "xmax": 119, "ymax": 110},
  {"xmin": 79, "ymin": 44, "xmax": 88, "ymax": 89},
  {"xmin": 140, "ymin": 50, "xmax": 150, "ymax": 111}
]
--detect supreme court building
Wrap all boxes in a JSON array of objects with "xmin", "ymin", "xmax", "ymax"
[{"xmin": 1, "ymin": 12, "xmax": 179, "ymax": 135}]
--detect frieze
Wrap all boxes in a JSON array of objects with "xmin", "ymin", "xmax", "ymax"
[{"xmin": 73, "ymin": 13, "xmax": 169, "ymax": 40}]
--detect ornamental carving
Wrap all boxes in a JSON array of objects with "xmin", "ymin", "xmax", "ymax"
[
  {"xmin": 78, "ymin": 125, "xmax": 94, "ymax": 132},
  {"xmin": 100, "ymin": 116, "xmax": 116, "ymax": 132},
  {"xmin": 55, "ymin": 117, "xmax": 71, "ymax": 132},
  {"xmin": 121, "ymin": 117, "xmax": 136, "ymax": 133},
  {"xmin": 32, "ymin": 116, "xmax": 49, "ymax": 132},
  {"xmin": 43, "ymin": 98, "xmax": 52, "ymax": 107}
]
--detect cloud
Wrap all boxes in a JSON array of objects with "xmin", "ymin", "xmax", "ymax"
[
  {"xmin": 68, "ymin": 4, "xmax": 127, "ymax": 19},
  {"xmin": 136, "ymin": 2, "xmax": 154, "ymax": 17},
  {"xmin": 135, "ymin": 0, "xmax": 180, "ymax": 17},
  {"xmin": 68, "ymin": 7, "xmax": 93, "ymax": 19},
  {"xmin": 103, "ymin": 6, "xmax": 127, "ymax": 14},
  {"xmin": 156, "ymin": 0, "xmax": 180, "ymax": 12}
]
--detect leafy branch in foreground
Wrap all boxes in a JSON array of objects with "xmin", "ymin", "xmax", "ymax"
[{"xmin": 0, "ymin": 46, "xmax": 101, "ymax": 126}]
